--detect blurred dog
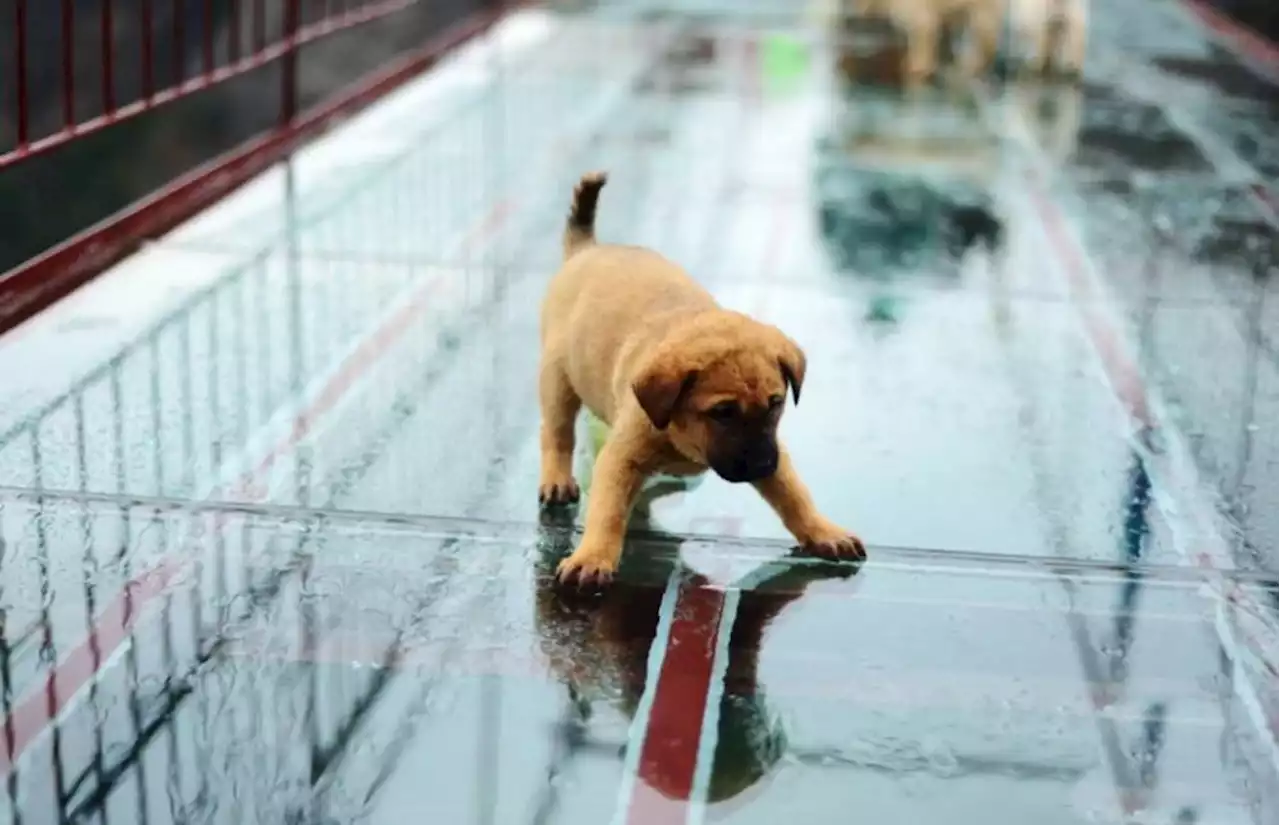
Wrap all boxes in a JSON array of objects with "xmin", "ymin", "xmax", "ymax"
[
  {"xmin": 538, "ymin": 172, "xmax": 865, "ymax": 586},
  {"xmin": 1008, "ymin": 0, "xmax": 1088, "ymax": 77},
  {"xmin": 833, "ymin": 0, "xmax": 1006, "ymax": 85}
]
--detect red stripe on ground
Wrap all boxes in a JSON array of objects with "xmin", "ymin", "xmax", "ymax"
[
  {"xmin": 236, "ymin": 271, "xmax": 445, "ymax": 495},
  {"xmin": 617, "ymin": 175, "xmax": 794, "ymax": 821},
  {"xmin": 1178, "ymin": 0, "xmax": 1279, "ymax": 76},
  {"xmin": 1024, "ymin": 174, "xmax": 1279, "ymax": 739},
  {"xmin": 0, "ymin": 561, "xmax": 181, "ymax": 774},
  {"xmin": 1178, "ymin": 1, "xmax": 1280, "ymax": 227},
  {"xmin": 1024, "ymin": 181, "xmax": 1153, "ymax": 427},
  {"xmin": 238, "ymin": 201, "xmax": 510, "ymax": 495},
  {"xmin": 628, "ymin": 579, "xmax": 728, "ymax": 825},
  {"xmin": 1250, "ymin": 183, "xmax": 1278, "ymax": 219}
]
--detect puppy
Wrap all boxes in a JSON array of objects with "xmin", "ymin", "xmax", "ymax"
[
  {"xmin": 839, "ymin": 0, "xmax": 1005, "ymax": 84},
  {"xmin": 538, "ymin": 172, "xmax": 866, "ymax": 586},
  {"xmin": 1008, "ymin": 0, "xmax": 1087, "ymax": 78}
]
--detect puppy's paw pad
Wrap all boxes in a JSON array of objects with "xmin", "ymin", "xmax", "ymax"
[
  {"xmin": 803, "ymin": 532, "xmax": 866, "ymax": 561},
  {"xmin": 538, "ymin": 478, "xmax": 581, "ymax": 507},
  {"xmin": 556, "ymin": 553, "xmax": 617, "ymax": 589}
]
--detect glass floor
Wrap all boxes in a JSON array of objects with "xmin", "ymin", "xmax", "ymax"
[{"xmin": 0, "ymin": 3, "xmax": 1275, "ymax": 823}]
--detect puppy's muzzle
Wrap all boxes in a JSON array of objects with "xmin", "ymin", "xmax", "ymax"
[{"xmin": 714, "ymin": 446, "xmax": 779, "ymax": 484}]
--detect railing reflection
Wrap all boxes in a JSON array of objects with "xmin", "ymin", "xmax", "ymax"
[
  {"xmin": 0, "ymin": 494, "xmax": 506, "ymax": 822},
  {"xmin": 0, "ymin": 111, "xmax": 499, "ymax": 825},
  {"xmin": 984, "ymin": 121, "xmax": 1274, "ymax": 817}
]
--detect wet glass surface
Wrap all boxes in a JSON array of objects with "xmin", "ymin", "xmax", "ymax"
[
  {"xmin": 0, "ymin": 494, "xmax": 1275, "ymax": 824},
  {"xmin": 0, "ymin": 1, "xmax": 1276, "ymax": 823}
]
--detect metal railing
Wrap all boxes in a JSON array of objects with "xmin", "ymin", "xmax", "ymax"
[
  {"xmin": 2, "ymin": 0, "xmax": 435, "ymax": 168},
  {"xmin": 0, "ymin": 187, "xmax": 409, "ymax": 825},
  {"xmin": 0, "ymin": 0, "xmax": 511, "ymax": 335}
]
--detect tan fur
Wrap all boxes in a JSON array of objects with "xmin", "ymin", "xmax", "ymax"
[
  {"xmin": 1008, "ymin": 0, "xmax": 1087, "ymax": 77},
  {"xmin": 839, "ymin": 0, "xmax": 1006, "ymax": 85},
  {"xmin": 539, "ymin": 172, "xmax": 865, "ymax": 586}
]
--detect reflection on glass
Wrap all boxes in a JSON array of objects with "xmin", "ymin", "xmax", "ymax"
[{"xmin": 533, "ymin": 488, "xmax": 858, "ymax": 814}]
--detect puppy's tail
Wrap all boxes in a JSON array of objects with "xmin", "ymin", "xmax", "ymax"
[{"xmin": 563, "ymin": 171, "xmax": 608, "ymax": 259}]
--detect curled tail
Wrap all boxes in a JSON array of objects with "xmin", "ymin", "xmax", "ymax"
[{"xmin": 563, "ymin": 171, "xmax": 608, "ymax": 259}]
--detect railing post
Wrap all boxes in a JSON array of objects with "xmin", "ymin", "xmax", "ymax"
[
  {"xmin": 140, "ymin": 0, "xmax": 154, "ymax": 100},
  {"xmin": 61, "ymin": 0, "xmax": 75, "ymax": 129},
  {"xmin": 282, "ymin": 0, "xmax": 301, "ymax": 126},
  {"xmin": 102, "ymin": 0, "xmax": 116, "ymax": 116},
  {"xmin": 14, "ymin": 0, "xmax": 29, "ymax": 150}
]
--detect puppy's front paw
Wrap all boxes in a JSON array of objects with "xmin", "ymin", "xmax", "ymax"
[
  {"xmin": 538, "ymin": 475, "xmax": 581, "ymax": 507},
  {"xmin": 556, "ymin": 542, "xmax": 620, "ymax": 588},
  {"xmin": 798, "ymin": 518, "xmax": 867, "ymax": 561}
]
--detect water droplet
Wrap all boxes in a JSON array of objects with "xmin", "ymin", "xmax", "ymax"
[{"xmin": 921, "ymin": 738, "xmax": 959, "ymax": 777}]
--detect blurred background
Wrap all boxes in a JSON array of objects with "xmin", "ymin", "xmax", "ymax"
[{"xmin": 0, "ymin": 1, "xmax": 1276, "ymax": 823}]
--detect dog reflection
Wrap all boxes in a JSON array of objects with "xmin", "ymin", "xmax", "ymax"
[
  {"xmin": 822, "ymin": 0, "xmax": 1005, "ymax": 87},
  {"xmin": 815, "ymin": 84, "xmax": 1007, "ymax": 279},
  {"xmin": 534, "ymin": 502, "xmax": 858, "ymax": 807},
  {"xmin": 999, "ymin": 75, "xmax": 1082, "ymax": 164}
]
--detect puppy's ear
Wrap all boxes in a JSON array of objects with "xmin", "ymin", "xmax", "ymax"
[
  {"xmin": 632, "ymin": 356, "xmax": 697, "ymax": 430},
  {"xmin": 774, "ymin": 332, "xmax": 807, "ymax": 405}
]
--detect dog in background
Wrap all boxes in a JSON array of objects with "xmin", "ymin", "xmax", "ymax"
[
  {"xmin": 1008, "ymin": 0, "xmax": 1088, "ymax": 77},
  {"xmin": 538, "ymin": 172, "xmax": 865, "ymax": 586},
  {"xmin": 832, "ymin": 0, "xmax": 1006, "ymax": 85}
]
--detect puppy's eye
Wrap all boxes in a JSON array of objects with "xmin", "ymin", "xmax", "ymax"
[
  {"xmin": 705, "ymin": 401, "xmax": 738, "ymax": 421},
  {"xmin": 767, "ymin": 394, "xmax": 785, "ymax": 410}
]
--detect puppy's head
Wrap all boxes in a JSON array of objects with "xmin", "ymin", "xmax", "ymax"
[{"xmin": 632, "ymin": 312, "xmax": 805, "ymax": 483}]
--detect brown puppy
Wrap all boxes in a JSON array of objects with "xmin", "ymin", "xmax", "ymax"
[
  {"xmin": 538, "ymin": 172, "xmax": 866, "ymax": 586},
  {"xmin": 1008, "ymin": 0, "xmax": 1087, "ymax": 78},
  {"xmin": 837, "ymin": 0, "xmax": 1005, "ymax": 85}
]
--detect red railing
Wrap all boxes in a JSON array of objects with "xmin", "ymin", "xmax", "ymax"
[
  {"xmin": 2, "ymin": 0, "xmax": 429, "ymax": 168},
  {"xmin": 0, "ymin": 0, "xmax": 516, "ymax": 337}
]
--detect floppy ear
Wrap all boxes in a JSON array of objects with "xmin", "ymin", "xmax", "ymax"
[
  {"xmin": 775, "ymin": 333, "xmax": 807, "ymax": 405},
  {"xmin": 632, "ymin": 355, "xmax": 697, "ymax": 430}
]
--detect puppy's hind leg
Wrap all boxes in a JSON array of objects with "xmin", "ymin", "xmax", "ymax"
[
  {"xmin": 752, "ymin": 446, "xmax": 867, "ymax": 560},
  {"xmin": 961, "ymin": 0, "xmax": 1003, "ymax": 80},
  {"xmin": 1023, "ymin": 25, "xmax": 1052, "ymax": 76},
  {"xmin": 1055, "ymin": 0, "xmax": 1087, "ymax": 79},
  {"xmin": 902, "ymin": 8, "xmax": 941, "ymax": 87},
  {"xmin": 538, "ymin": 355, "xmax": 582, "ymax": 507}
]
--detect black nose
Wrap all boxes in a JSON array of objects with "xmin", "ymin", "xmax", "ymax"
[{"xmin": 733, "ymin": 452, "xmax": 778, "ymax": 482}]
